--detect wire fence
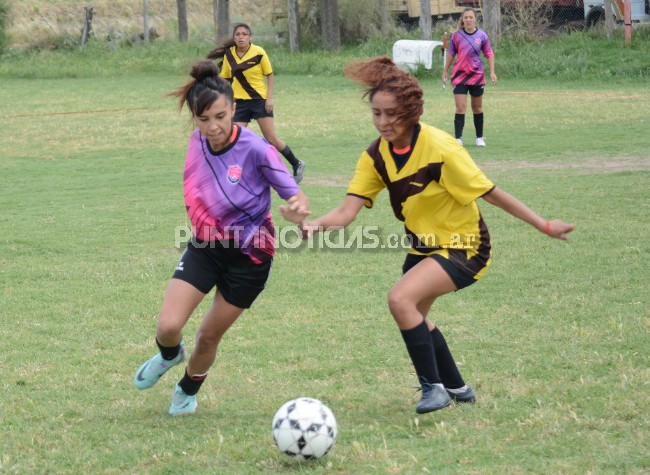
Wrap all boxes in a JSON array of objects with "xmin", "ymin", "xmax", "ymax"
[
  {"xmin": 391, "ymin": 1, "xmax": 650, "ymax": 35},
  {"xmin": 393, "ymin": 1, "xmax": 586, "ymax": 35}
]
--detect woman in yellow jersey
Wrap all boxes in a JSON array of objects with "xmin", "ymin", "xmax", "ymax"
[
  {"xmin": 283, "ymin": 56, "xmax": 574, "ymax": 415},
  {"xmin": 208, "ymin": 24, "xmax": 305, "ymax": 183}
]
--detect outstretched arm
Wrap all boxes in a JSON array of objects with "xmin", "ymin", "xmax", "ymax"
[
  {"xmin": 284, "ymin": 194, "xmax": 366, "ymax": 236},
  {"xmin": 280, "ymin": 190, "xmax": 310, "ymax": 224},
  {"xmin": 482, "ymin": 187, "xmax": 574, "ymax": 240}
]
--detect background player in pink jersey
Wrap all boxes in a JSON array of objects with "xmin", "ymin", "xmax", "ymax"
[
  {"xmin": 442, "ymin": 8, "xmax": 497, "ymax": 147},
  {"xmin": 133, "ymin": 60, "xmax": 310, "ymax": 416}
]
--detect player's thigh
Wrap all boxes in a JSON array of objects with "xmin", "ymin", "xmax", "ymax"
[
  {"xmin": 453, "ymin": 93, "xmax": 468, "ymax": 113},
  {"xmin": 256, "ymin": 117, "xmax": 284, "ymax": 147},
  {"xmin": 391, "ymin": 257, "xmax": 457, "ymax": 306}
]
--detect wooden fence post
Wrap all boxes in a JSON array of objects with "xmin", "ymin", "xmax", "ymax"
[{"xmin": 80, "ymin": 4, "xmax": 94, "ymax": 48}]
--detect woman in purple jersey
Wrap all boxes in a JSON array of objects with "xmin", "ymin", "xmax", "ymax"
[
  {"xmin": 442, "ymin": 7, "xmax": 496, "ymax": 147},
  {"xmin": 133, "ymin": 60, "xmax": 310, "ymax": 416}
]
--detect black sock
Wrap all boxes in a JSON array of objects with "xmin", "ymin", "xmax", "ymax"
[
  {"xmin": 280, "ymin": 145, "xmax": 300, "ymax": 168},
  {"xmin": 400, "ymin": 321, "xmax": 441, "ymax": 386},
  {"xmin": 430, "ymin": 327, "xmax": 465, "ymax": 389},
  {"xmin": 454, "ymin": 113, "xmax": 465, "ymax": 139},
  {"xmin": 179, "ymin": 369, "xmax": 207, "ymax": 396},
  {"xmin": 156, "ymin": 338, "xmax": 181, "ymax": 361},
  {"xmin": 474, "ymin": 112, "xmax": 484, "ymax": 138}
]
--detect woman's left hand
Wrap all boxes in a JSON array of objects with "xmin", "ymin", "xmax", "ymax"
[
  {"xmin": 546, "ymin": 219, "xmax": 575, "ymax": 241},
  {"xmin": 265, "ymin": 98, "xmax": 274, "ymax": 113}
]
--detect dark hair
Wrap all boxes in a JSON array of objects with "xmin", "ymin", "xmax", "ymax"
[
  {"xmin": 206, "ymin": 23, "xmax": 252, "ymax": 61},
  {"xmin": 168, "ymin": 60, "xmax": 234, "ymax": 116},
  {"xmin": 343, "ymin": 56, "xmax": 423, "ymax": 128}
]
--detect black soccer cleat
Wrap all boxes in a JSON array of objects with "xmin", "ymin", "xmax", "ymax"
[
  {"xmin": 446, "ymin": 385, "xmax": 476, "ymax": 403},
  {"xmin": 415, "ymin": 384, "xmax": 452, "ymax": 414},
  {"xmin": 293, "ymin": 160, "xmax": 305, "ymax": 184}
]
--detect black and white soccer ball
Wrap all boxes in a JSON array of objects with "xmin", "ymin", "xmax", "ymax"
[{"xmin": 271, "ymin": 397, "xmax": 337, "ymax": 461}]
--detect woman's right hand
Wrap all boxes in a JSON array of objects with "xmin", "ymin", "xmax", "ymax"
[{"xmin": 280, "ymin": 192, "xmax": 311, "ymax": 225}]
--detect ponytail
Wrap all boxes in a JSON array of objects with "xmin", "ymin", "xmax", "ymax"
[{"xmin": 168, "ymin": 60, "xmax": 234, "ymax": 116}]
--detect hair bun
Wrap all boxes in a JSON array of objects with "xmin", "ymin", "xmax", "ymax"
[{"xmin": 190, "ymin": 60, "xmax": 219, "ymax": 81}]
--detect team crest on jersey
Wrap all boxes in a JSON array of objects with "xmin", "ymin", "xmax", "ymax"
[
  {"xmin": 475, "ymin": 39, "xmax": 482, "ymax": 45},
  {"xmin": 227, "ymin": 165, "xmax": 242, "ymax": 184}
]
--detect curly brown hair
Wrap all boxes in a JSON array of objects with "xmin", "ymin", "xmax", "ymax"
[{"xmin": 343, "ymin": 56, "xmax": 423, "ymax": 129}]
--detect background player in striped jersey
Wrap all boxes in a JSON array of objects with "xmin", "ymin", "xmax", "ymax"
[
  {"xmin": 133, "ymin": 61, "xmax": 310, "ymax": 416},
  {"xmin": 442, "ymin": 8, "xmax": 497, "ymax": 147},
  {"xmin": 290, "ymin": 56, "xmax": 573, "ymax": 414},
  {"xmin": 208, "ymin": 23, "xmax": 305, "ymax": 183}
]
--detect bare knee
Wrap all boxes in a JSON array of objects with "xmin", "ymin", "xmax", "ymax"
[
  {"xmin": 156, "ymin": 319, "xmax": 184, "ymax": 343},
  {"xmin": 387, "ymin": 287, "xmax": 414, "ymax": 321},
  {"xmin": 195, "ymin": 329, "xmax": 223, "ymax": 353},
  {"xmin": 388, "ymin": 286, "xmax": 432, "ymax": 330}
]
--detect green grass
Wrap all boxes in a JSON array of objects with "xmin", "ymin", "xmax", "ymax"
[
  {"xmin": 1, "ymin": 66, "xmax": 649, "ymax": 473},
  {"xmin": 2, "ymin": 26, "xmax": 650, "ymax": 80}
]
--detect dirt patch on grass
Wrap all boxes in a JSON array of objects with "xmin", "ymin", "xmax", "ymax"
[
  {"xmin": 302, "ymin": 175, "xmax": 350, "ymax": 187},
  {"xmin": 480, "ymin": 156, "xmax": 650, "ymax": 174},
  {"xmin": 305, "ymin": 156, "xmax": 650, "ymax": 188}
]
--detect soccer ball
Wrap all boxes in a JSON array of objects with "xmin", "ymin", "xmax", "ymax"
[{"xmin": 271, "ymin": 397, "xmax": 337, "ymax": 461}]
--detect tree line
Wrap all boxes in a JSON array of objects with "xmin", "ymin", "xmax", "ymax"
[
  {"xmin": 155, "ymin": 1, "xmax": 507, "ymax": 51},
  {"xmin": 153, "ymin": 0, "xmax": 341, "ymax": 51}
]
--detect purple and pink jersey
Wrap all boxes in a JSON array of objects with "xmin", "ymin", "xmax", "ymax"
[
  {"xmin": 183, "ymin": 126, "xmax": 299, "ymax": 263},
  {"xmin": 448, "ymin": 28, "xmax": 494, "ymax": 87}
]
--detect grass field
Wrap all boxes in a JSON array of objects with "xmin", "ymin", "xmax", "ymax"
[{"xmin": 1, "ymin": 64, "xmax": 649, "ymax": 473}]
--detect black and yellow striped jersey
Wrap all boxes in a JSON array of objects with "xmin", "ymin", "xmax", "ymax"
[
  {"xmin": 347, "ymin": 123, "xmax": 494, "ymax": 268},
  {"xmin": 220, "ymin": 43, "xmax": 273, "ymax": 101}
]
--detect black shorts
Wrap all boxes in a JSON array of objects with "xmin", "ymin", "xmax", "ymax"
[
  {"xmin": 402, "ymin": 250, "xmax": 487, "ymax": 290},
  {"xmin": 172, "ymin": 239, "xmax": 272, "ymax": 309},
  {"xmin": 234, "ymin": 99, "xmax": 273, "ymax": 123},
  {"xmin": 453, "ymin": 84, "xmax": 485, "ymax": 97}
]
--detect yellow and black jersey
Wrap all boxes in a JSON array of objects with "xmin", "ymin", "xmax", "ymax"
[
  {"xmin": 347, "ymin": 123, "xmax": 494, "ymax": 274},
  {"xmin": 220, "ymin": 43, "xmax": 273, "ymax": 101}
]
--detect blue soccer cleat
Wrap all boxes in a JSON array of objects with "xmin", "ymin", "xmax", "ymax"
[
  {"xmin": 169, "ymin": 383, "xmax": 197, "ymax": 416},
  {"xmin": 133, "ymin": 342, "xmax": 186, "ymax": 390}
]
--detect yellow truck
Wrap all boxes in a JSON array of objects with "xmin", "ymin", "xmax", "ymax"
[
  {"xmin": 387, "ymin": 0, "xmax": 477, "ymax": 25},
  {"xmin": 271, "ymin": 1, "xmax": 477, "ymax": 26}
]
